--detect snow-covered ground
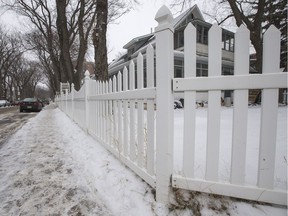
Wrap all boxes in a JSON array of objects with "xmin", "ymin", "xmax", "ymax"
[
  {"xmin": 0, "ymin": 107, "xmax": 36, "ymax": 146},
  {"xmin": 0, "ymin": 104, "xmax": 286, "ymax": 215},
  {"xmin": 174, "ymin": 106, "xmax": 287, "ymax": 190}
]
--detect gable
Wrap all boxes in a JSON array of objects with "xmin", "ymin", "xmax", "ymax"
[{"xmin": 173, "ymin": 4, "xmax": 205, "ymax": 29}]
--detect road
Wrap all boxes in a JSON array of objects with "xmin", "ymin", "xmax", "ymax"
[{"xmin": 0, "ymin": 106, "xmax": 37, "ymax": 148}]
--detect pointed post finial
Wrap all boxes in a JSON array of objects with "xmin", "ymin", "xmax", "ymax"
[
  {"xmin": 155, "ymin": 5, "xmax": 174, "ymax": 33},
  {"xmin": 85, "ymin": 70, "xmax": 90, "ymax": 80}
]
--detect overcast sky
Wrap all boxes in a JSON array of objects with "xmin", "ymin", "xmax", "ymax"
[{"xmin": 106, "ymin": 0, "xmax": 214, "ymax": 62}]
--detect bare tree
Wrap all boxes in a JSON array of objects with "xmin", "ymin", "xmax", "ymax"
[
  {"xmin": 93, "ymin": 0, "xmax": 139, "ymax": 81},
  {"xmin": 3, "ymin": 0, "xmax": 98, "ymax": 90},
  {"xmin": 25, "ymin": 30, "xmax": 60, "ymax": 95},
  {"xmin": 2, "ymin": 0, "xmax": 140, "ymax": 92},
  {"xmin": 0, "ymin": 27, "xmax": 24, "ymax": 99},
  {"xmin": 171, "ymin": 0, "xmax": 287, "ymax": 73},
  {"xmin": 8, "ymin": 57, "xmax": 44, "ymax": 99},
  {"xmin": 56, "ymin": 0, "xmax": 75, "ymax": 86},
  {"xmin": 93, "ymin": 0, "xmax": 108, "ymax": 81}
]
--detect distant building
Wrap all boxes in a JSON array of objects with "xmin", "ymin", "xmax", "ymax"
[
  {"xmin": 108, "ymin": 4, "xmax": 256, "ymax": 102},
  {"xmin": 109, "ymin": 5, "xmax": 240, "ymax": 77}
]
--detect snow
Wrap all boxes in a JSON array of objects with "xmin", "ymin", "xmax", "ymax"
[
  {"xmin": 0, "ymin": 104, "xmax": 287, "ymax": 215},
  {"xmin": 174, "ymin": 107, "xmax": 287, "ymax": 190}
]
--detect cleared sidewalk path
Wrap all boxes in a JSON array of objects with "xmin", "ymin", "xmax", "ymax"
[{"xmin": 0, "ymin": 105, "xmax": 159, "ymax": 216}]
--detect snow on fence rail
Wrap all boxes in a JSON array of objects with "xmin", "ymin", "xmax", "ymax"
[{"xmin": 55, "ymin": 5, "xmax": 287, "ymax": 206}]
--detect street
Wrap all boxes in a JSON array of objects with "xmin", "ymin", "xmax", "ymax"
[{"xmin": 0, "ymin": 106, "xmax": 37, "ymax": 148}]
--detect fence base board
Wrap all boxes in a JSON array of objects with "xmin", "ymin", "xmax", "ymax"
[{"xmin": 172, "ymin": 175, "xmax": 287, "ymax": 206}]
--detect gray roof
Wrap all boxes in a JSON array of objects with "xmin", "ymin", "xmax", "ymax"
[
  {"xmin": 122, "ymin": 4, "xmax": 204, "ymax": 50},
  {"xmin": 172, "ymin": 4, "xmax": 204, "ymax": 27},
  {"xmin": 123, "ymin": 33, "xmax": 154, "ymax": 49}
]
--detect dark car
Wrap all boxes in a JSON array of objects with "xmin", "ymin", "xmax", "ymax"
[{"xmin": 20, "ymin": 98, "xmax": 42, "ymax": 112}]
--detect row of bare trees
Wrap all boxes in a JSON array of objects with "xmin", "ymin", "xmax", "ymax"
[
  {"xmin": 0, "ymin": 0, "xmax": 138, "ymax": 97},
  {"xmin": 0, "ymin": 26, "xmax": 45, "ymax": 101}
]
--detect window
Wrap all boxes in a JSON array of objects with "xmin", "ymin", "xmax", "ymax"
[
  {"xmin": 222, "ymin": 66, "xmax": 234, "ymax": 75},
  {"xmin": 222, "ymin": 34, "xmax": 234, "ymax": 52},
  {"xmin": 196, "ymin": 63, "xmax": 208, "ymax": 77},
  {"xmin": 203, "ymin": 28, "xmax": 208, "ymax": 44},
  {"xmin": 174, "ymin": 30, "xmax": 184, "ymax": 49},
  {"xmin": 174, "ymin": 59, "xmax": 184, "ymax": 78},
  {"xmin": 196, "ymin": 25, "xmax": 209, "ymax": 45},
  {"xmin": 230, "ymin": 37, "xmax": 234, "ymax": 52}
]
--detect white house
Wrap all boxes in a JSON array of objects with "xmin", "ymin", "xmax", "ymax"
[{"xmin": 108, "ymin": 4, "xmax": 255, "ymax": 103}]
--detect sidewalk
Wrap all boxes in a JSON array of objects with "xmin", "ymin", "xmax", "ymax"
[
  {"xmin": 0, "ymin": 104, "xmax": 286, "ymax": 215},
  {"xmin": 0, "ymin": 105, "xmax": 164, "ymax": 215}
]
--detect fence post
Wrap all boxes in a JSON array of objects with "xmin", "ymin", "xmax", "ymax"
[
  {"xmin": 85, "ymin": 70, "xmax": 90, "ymax": 133},
  {"xmin": 65, "ymin": 89, "xmax": 68, "ymax": 113},
  {"xmin": 59, "ymin": 82, "xmax": 63, "ymax": 110},
  {"xmin": 155, "ymin": 5, "xmax": 174, "ymax": 204},
  {"xmin": 71, "ymin": 83, "xmax": 75, "ymax": 121}
]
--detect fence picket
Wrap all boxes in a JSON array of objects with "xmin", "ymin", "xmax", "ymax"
[
  {"xmin": 117, "ymin": 72, "xmax": 123, "ymax": 153},
  {"xmin": 123, "ymin": 67, "xmax": 129, "ymax": 157},
  {"xmin": 183, "ymin": 23, "xmax": 197, "ymax": 178},
  {"xmin": 258, "ymin": 25, "xmax": 281, "ymax": 189},
  {"xmin": 231, "ymin": 25, "xmax": 249, "ymax": 185},
  {"xmin": 105, "ymin": 81, "xmax": 109, "ymax": 143},
  {"xmin": 95, "ymin": 81, "xmax": 100, "ymax": 137},
  {"xmin": 137, "ymin": 53, "xmax": 145, "ymax": 167},
  {"xmin": 206, "ymin": 24, "xmax": 222, "ymax": 181},
  {"xmin": 101, "ymin": 82, "xmax": 105, "ymax": 141},
  {"xmin": 100, "ymin": 82, "xmax": 103, "ymax": 141},
  {"xmin": 113, "ymin": 76, "xmax": 117, "ymax": 148},
  {"xmin": 129, "ymin": 61, "xmax": 136, "ymax": 161},
  {"xmin": 108, "ymin": 79, "xmax": 113, "ymax": 146},
  {"xmin": 90, "ymin": 82, "xmax": 95, "ymax": 134},
  {"xmin": 146, "ymin": 44, "xmax": 155, "ymax": 175}
]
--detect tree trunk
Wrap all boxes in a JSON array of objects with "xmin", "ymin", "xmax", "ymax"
[
  {"xmin": 227, "ymin": 0, "xmax": 265, "ymax": 73},
  {"xmin": 56, "ymin": 0, "xmax": 74, "ymax": 87},
  {"xmin": 93, "ymin": 0, "xmax": 108, "ymax": 81},
  {"xmin": 74, "ymin": 0, "xmax": 87, "ymax": 91},
  {"xmin": 0, "ymin": 72, "xmax": 3, "ymax": 99}
]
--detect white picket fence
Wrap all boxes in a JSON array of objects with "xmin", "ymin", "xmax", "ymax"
[
  {"xmin": 58, "ymin": 45, "xmax": 158, "ymax": 190},
  {"xmin": 56, "ymin": 5, "xmax": 287, "ymax": 205}
]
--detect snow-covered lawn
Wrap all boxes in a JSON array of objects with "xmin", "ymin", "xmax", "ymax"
[
  {"xmin": 0, "ymin": 104, "xmax": 286, "ymax": 215},
  {"xmin": 174, "ymin": 106, "xmax": 287, "ymax": 190}
]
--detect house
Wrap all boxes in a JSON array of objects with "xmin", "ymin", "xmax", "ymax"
[{"xmin": 108, "ymin": 5, "xmax": 255, "ymax": 103}]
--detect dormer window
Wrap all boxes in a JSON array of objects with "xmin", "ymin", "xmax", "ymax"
[
  {"xmin": 174, "ymin": 30, "xmax": 184, "ymax": 49},
  {"xmin": 196, "ymin": 25, "xmax": 209, "ymax": 45},
  {"xmin": 222, "ymin": 33, "xmax": 234, "ymax": 52},
  {"xmin": 190, "ymin": 14, "xmax": 194, "ymax": 20}
]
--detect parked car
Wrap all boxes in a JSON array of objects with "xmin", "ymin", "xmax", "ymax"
[
  {"xmin": 20, "ymin": 98, "xmax": 42, "ymax": 112},
  {"xmin": 0, "ymin": 100, "xmax": 10, "ymax": 107}
]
